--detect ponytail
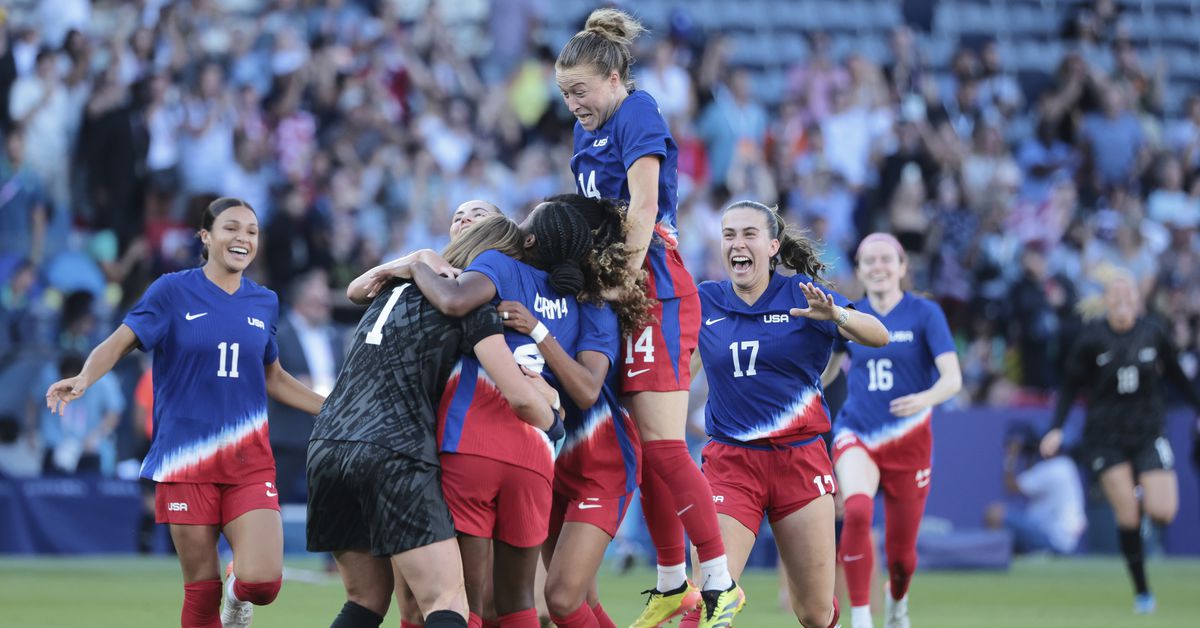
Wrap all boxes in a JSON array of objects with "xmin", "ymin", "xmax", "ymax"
[
  {"xmin": 556, "ymin": 8, "xmax": 647, "ymax": 90},
  {"xmin": 724, "ymin": 200, "xmax": 828, "ymax": 283}
]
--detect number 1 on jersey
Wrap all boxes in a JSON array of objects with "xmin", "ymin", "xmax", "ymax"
[
  {"xmin": 625, "ymin": 327, "xmax": 655, "ymax": 364},
  {"xmin": 217, "ymin": 342, "xmax": 240, "ymax": 378},
  {"xmin": 577, "ymin": 170, "xmax": 600, "ymax": 199},
  {"xmin": 729, "ymin": 340, "xmax": 759, "ymax": 377},
  {"xmin": 867, "ymin": 358, "xmax": 893, "ymax": 391},
  {"xmin": 366, "ymin": 284, "xmax": 411, "ymax": 345}
]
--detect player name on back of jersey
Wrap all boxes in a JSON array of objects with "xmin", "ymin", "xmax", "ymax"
[{"xmin": 534, "ymin": 294, "xmax": 569, "ymax": 319}]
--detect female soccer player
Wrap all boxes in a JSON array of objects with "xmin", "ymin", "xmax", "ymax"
[
  {"xmin": 1041, "ymin": 272, "xmax": 1200, "ymax": 615},
  {"xmin": 307, "ymin": 216, "xmax": 562, "ymax": 628},
  {"xmin": 823, "ymin": 233, "xmax": 962, "ymax": 628},
  {"xmin": 556, "ymin": 9, "xmax": 735, "ymax": 623},
  {"xmin": 495, "ymin": 194, "xmax": 650, "ymax": 628},
  {"xmin": 680, "ymin": 201, "xmax": 887, "ymax": 628},
  {"xmin": 46, "ymin": 198, "xmax": 325, "ymax": 628},
  {"xmin": 410, "ymin": 203, "xmax": 593, "ymax": 628}
]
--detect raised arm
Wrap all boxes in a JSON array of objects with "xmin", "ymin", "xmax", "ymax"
[
  {"xmin": 496, "ymin": 300, "xmax": 609, "ymax": 409},
  {"xmin": 411, "ymin": 263, "xmax": 497, "ymax": 317},
  {"xmin": 790, "ymin": 282, "xmax": 890, "ymax": 348},
  {"xmin": 624, "ymin": 156, "xmax": 661, "ymax": 272},
  {"xmin": 347, "ymin": 249, "xmax": 459, "ymax": 305},
  {"xmin": 46, "ymin": 325, "xmax": 140, "ymax": 415},
  {"xmin": 265, "ymin": 359, "xmax": 325, "ymax": 416}
]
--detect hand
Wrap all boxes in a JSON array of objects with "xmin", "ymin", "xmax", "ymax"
[
  {"xmin": 520, "ymin": 366, "xmax": 561, "ymax": 412},
  {"xmin": 1040, "ymin": 428, "xmax": 1063, "ymax": 459},
  {"xmin": 889, "ymin": 392, "xmax": 928, "ymax": 417},
  {"xmin": 498, "ymin": 301, "xmax": 537, "ymax": 335},
  {"xmin": 46, "ymin": 376, "xmax": 88, "ymax": 416},
  {"xmin": 789, "ymin": 282, "xmax": 840, "ymax": 322}
]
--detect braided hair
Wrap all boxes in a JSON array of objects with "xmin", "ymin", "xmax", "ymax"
[
  {"xmin": 724, "ymin": 200, "xmax": 829, "ymax": 284},
  {"xmin": 545, "ymin": 194, "xmax": 654, "ymax": 330},
  {"xmin": 528, "ymin": 201, "xmax": 593, "ymax": 295}
]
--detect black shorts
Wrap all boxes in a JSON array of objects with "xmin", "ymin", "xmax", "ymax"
[
  {"xmin": 306, "ymin": 439, "xmax": 455, "ymax": 557},
  {"xmin": 1083, "ymin": 436, "xmax": 1175, "ymax": 476}
]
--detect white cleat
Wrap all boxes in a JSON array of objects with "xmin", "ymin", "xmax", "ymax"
[
  {"xmin": 884, "ymin": 591, "xmax": 909, "ymax": 628},
  {"xmin": 221, "ymin": 570, "xmax": 254, "ymax": 628}
]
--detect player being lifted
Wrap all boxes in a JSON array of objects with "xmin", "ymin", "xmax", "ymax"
[
  {"xmin": 46, "ymin": 198, "xmax": 325, "ymax": 628},
  {"xmin": 307, "ymin": 216, "xmax": 561, "ymax": 628},
  {"xmin": 822, "ymin": 233, "xmax": 961, "ymax": 628},
  {"xmin": 1041, "ymin": 271, "xmax": 1200, "ymax": 615},
  {"xmin": 682, "ymin": 201, "xmax": 887, "ymax": 628},
  {"xmin": 556, "ymin": 10, "xmax": 737, "ymax": 625}
]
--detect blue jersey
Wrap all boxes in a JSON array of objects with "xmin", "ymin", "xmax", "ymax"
[
  {"xmin": 437, "ymin": 250, "xmax": 581, "ymax": 480},
  {"xmin": 556, "ymin": 303, "xmax": 640, "ymax": 497},
  {"xmin": 571, "ymin": 90, "xmax": 686, "ymax": 298},
  {"xmin": 698, "ymin": 273, "xmax": 851, "ymax": 444},
  {"xmin": 123, "ymin": 268, "xmax": 280, "ymax": 483},
  {"xmin": 833, "ymin": 293, "xmax": 956, "ymax": 449}
]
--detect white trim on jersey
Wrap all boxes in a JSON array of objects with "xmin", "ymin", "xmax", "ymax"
[
  {"xmin": 835, "ymin": 407, "xmax": 932, "ymax": 450},
  {"xmin": 146, "ymin": 410, "xmax": 268, "ymax": 482}
]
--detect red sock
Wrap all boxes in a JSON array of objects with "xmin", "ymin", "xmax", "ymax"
[
  {"xmin": 643, "ymin": 440, "xmax": 724, "ymax": 561},
  {"xmin": 550, "ymin": 602, "xmax": 598, "ymax": 628},
  {"xmin": 402, "ymin": 621, "xmax": 424, "ymax": 628},
  {"xmin": 590, "ymin": 603, "xmax": 616, "ymax": 628},
  {"xmin": 884, "ymin": 489, "xmax": 926, "ymax": 600},
  {"xmin": 828, "ymin": 595, "xmax": 840, "ymax": 628},
  {"xmin": 841, "ymin": 494, "xmax": 875, "ymax": 608},
  {"xmin": 181, "ymin": 579, "xmax": 223, "ymax": 628},
  {"xmin": 678, "ymin": 608, "xmax": 699, "ymax": 628},
  {"xmin": 639, "ymin": 462, "xmax": 686, "ymax": 566},
  {"xmin": 497, "ymin": 609, "xmax": 540, "ymax": 628},
  {"xmin": 232, "ymin": 577, "xmax": 281, "ymax": 606},
  {"xmin": 468, "ymin": 612, "xmax": 483, "ymax": 628}
]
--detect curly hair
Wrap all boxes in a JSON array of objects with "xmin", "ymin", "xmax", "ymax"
[{"xmin": 545, "ymin": 194, "xmax": 654, "ymax": 330}]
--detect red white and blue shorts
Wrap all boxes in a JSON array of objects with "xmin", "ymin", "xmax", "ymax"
[{"xmin": 621, "ymin": 237, "xmax": 700, "ymax": 394}]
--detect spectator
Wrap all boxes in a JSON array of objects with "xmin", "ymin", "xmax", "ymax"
[
  {"xmin": 986, "ymin": 423, "xmax": 1086, "ymax": 555},
  {"xmin": 785, "ymin": 31, "xmax": 848, "ymax": 124},
  {"xmin": 639, "ymin": 40, "xmax": 694, "ymax": 121},
  {"xmin": 0, "ymin": 126, "xmax": 48, "ymax": 263},
  {"xmin": 28, "ymin": 352, "xmax": 124, "ymax": 476},
  {"xmin": 1017, "ymin": 117, "xmax": 1076, "ymax": 203},
  {"xmin": 8, "ymin": 48, "xmax": 73, "ymax": 212},
  {"xmin": 699, "ymin": 67, "xmax": 768, "ymax": 187},
  {"xmin": 1080, "ymin": 85, "xmax": 1147, "ymax": 190}
]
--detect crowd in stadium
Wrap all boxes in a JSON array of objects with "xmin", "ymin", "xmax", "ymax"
[{"xmin": 0, "ymin": 1, "xmax": 1197, "ymax": 467}]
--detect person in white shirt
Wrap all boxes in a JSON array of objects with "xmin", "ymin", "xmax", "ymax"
[{"xmin": 987, "ymin": 423, "xmax": 1086, "ymax": 554}]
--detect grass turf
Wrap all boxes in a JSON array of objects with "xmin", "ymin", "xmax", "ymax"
[{"xmin": 1, "ymin": 556, "xmax": 1197, "ymax": 627}]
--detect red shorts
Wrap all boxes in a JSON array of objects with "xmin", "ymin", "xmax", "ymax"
[
  {"xmin": 440, "ymin": 453, "xmax": 552, "ymax": 548},
  {"xmin": 548, "ymin": 490, "xmax": 634, "ymax": 540},
  {"xmin": 701, "ymin": 438, "xmax": 835, "ymax": 533},
  {"xmin": 621, "ymin": 290, "xmax": 700, "ymax": 393},
  {"xmin": 154, "ymin": 479, "xmax": 280, "ymax": 526}
]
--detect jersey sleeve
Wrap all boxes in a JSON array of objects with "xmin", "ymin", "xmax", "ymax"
[
  {"xmin": 263, "ymin": 292, "xmax": 280, "ymax": 364},
  {"xmin": 463, "ymin": 250, "xmax": 512, "ymax": 300},
  {"xmin": 921, "ymin": 299, "xmax": 957, "ymax": 358},
  {"xmin": 460, "ymin": 304, "xmax": 504, "ymax": 353},
  {"xmin": 577, "ymin": 303, "xmax": 619, "ymax": 365},
  {"xmin": 615, "ymin": 94, "xmax": 670, "ymax": 171},
  {"xmin": 122, "ymin": 276, "xmax": 173, "ymax": 352}
]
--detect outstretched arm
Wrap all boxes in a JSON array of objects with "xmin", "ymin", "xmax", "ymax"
[
  {"xmin": 46, "ymin": 325, "xmax": 139, "ymax": 415},
  {"xmin": 347, "ymin": 249, "xmax": 460, "ymax": 304},
  {"xmin": 265, "ymin": 359, "xmax": 325, "ymax": 416},
  {"xmin": 790, "ymin": 283, "xmax": 889, "ymax": 347},
  {"xmin": 411, "ymin": 263, "xmax": 497, "ymax": 317}
]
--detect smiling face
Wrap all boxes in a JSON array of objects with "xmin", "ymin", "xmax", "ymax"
[
  {"xmin": 556, "ymin": 65, "xmax": 625, "ymax": 132},
  {"xmin": 201, "ymin": 205, "xmax": 259, "ymax": 274},
  {"xmin": 450, "ymin": 200, "xmax": 501, "ymax": 240},
  {"xmin": 856, "ymin": 239, "xmax": 906, "ymax": 296},
  {"xmin": 721, "ymin": 207, "xmax": 779, "ymax": 293}
]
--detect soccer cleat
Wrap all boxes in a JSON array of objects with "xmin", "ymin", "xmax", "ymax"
[
  {"xmin": 221, "ymin": 564, "xmax": 254, "ymax": 628},
  {"xmin": 629, "ymin": 581, "xmax": 701, "ymax": 628},
  {"xmin": 697, "ymin": 583, "xmax": 745, "ymax": 628},
  {"xmin": 1133, "ymin": 593, "xmax": 1156, "ymax": 615},
  {"xmin": 884, "ymin": 583, "xmax": 909, "ymax": 628}
]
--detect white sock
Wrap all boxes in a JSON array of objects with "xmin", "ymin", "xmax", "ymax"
[
  {"xmin": 850, "ymin": 604, "xmax": 873, "ymax": 628},
  {"xmin": 698, "ymin": 555, "xmax": 732, "ymax": 591},
  {"xmin": 225, "ymin": 573, "xmax": 242, "ymax": 603},
  {"xmin": 890, "ymin": 594, "xmax": 908, "ymax": 615},
  {"xmin": 656, "ymin": 562, "xmax": 687, "ymax": 592}
]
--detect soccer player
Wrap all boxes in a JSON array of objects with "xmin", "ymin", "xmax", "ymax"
[
  {"xmin": 410, "ymin": 203, "xmax": 593, "ymax": 628},
  {"xmin": 46, "ymin": 198, "xmax": 325, "ymax": 628},
  {"xmin": 556, "ymin": 9, "xmax": 735, "ymax": 624},
  {"xmin": 1040, "ymin": 272, "xmax": 1200, "ymax": 615},
  {"xmin": 679, "ymin": 201, "xmax": 887, "ymax": 628},
  {"xmin": 306, "ymin": 216, "xmax": 562, "ymax": 628},
  {"xmin": 495, "ymin": 195, "xmax": 649, "ymax": 628},
  {"xmin": 823, "ymin": 233, "xmax": 962, "ymax": 628}
]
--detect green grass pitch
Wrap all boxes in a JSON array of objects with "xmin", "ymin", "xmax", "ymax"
[{"xmin": 1, "ymin": 556, "xmax": 1198, "ymax": 627}]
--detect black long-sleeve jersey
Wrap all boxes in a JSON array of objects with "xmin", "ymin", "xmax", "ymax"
[{"xmin": 1052, "ymin": 315, "xmax": 1200, "ymax": 446}]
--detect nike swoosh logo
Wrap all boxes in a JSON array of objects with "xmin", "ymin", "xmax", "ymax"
[
  {"xmin": 577, "ymin": 504, "xmax": 603, "ymax": 510},
  {"xmin": 185, "ymin": 312, "xmax": 208, "ymax": 321},
  {"xmin": 844, "ymin": 554, "xmax": 864, "ymax": 562},
  {"xmin": 705, "ymin": 317, "xmax": 727, "ymax": 326},
  {"xmin": 266, "ymin": 490, "xmax": 278, "ymax": 497},
  {"xmin": 676, "ymin": 504, "xmax": 694, "ymax": 516},
  {"xmin": 627, "ymin": 369, "xmax": 651, "ymax": 378}
]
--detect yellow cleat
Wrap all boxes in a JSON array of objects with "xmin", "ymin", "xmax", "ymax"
[
  {"xmin": 629, "ymin": 581, "xmax": 702, "ymax": 628},
  {"xmin": 697, "ymin": 584, "xmax": 745, "ymax": 628}
]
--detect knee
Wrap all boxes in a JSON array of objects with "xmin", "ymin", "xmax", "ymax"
[
  {"xmin": 1147, "ymin": 503, "xmax": 1177, "ymax": 526},
  {"xmin": 543, "ymin": 577, "xmax": 585, "ymax": 618},
  {"xmin": 235, "ymin": 578, "xmax": 282, "ymax": 605},
  {"xmin": 842, "ymin": 494, "xmax": 873, "ymax": 529},
  {"xmin": 795, "ymin": 601, "xmax": 833, "ymax": 628},
  {"xmin": 414, "ymin": 584, "xmax": 468, "ymax": 618}
]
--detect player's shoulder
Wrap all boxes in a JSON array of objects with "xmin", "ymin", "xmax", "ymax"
[
  {"xmin": 581, "ymin": 300, "xmax": 618, "ymax": 325},
  {"xmin": 614, "ymin": 90, "xmax": 665, "ymax": 126},
  {"xmin": 698, "ymin": 279, "xmax": 731, "ymax": 305},
  {"xmin": 469, "ymin": 249, "xmax": 516, "ymax": 271}
]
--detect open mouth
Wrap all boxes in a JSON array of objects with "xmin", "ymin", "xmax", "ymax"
[
  {"xmin": 730, "ymin": 254, "xmax": 752, "ymax": 274},
  {"xmin": 577, "ymin": 113, "xmax": 592, "ymax": 125},
  {"xmin": 228, "ymin": 246, "xmax": 249, "ymax": 261}
]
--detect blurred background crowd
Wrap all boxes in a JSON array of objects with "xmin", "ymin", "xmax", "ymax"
[{"xmin": 0, "ymin": 0, "xmax": 1198, "ymax": 492}]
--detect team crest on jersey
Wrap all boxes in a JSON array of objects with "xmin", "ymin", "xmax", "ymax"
[
  {"xmin": 592, "ymin": 137, "xmax": 609, "ymax": 148},
  {"xmin": 889, "ymin": 330, "xmax": 914, "ymax": 343},
  {"xmin": 247, "ymin": 316, "xmax": 265, "ymax": 329},
  {"xmin": 534, "ymin": 294, "xmax": 569, "ymax": 319},
  {"xmin": 762, "ymin": 314, "xmax": 790, "ymax": 323}
]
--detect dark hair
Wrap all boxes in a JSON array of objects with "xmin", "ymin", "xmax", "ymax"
[
  {"xmin": 528, "ymin": 202, "xmax": 593, "ymax": 295},
  {"xmin": 199, "ymin": 197, "xmax": 255, "ymax": 260},
  {"xmin": 724, "ymin": 200, "xmax": 828, "ymax": 283},
  {"xmin": 556, "ymin": 8, "xmax": 647, "ymax": 91},
  {"xmin": 544, "ymin": 194, "xmax": 654, "ymax": 329}
]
